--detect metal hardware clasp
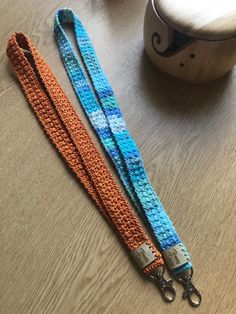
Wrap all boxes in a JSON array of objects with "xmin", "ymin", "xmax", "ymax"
[
  {"xmin": 149, "ymin": 267, "xmax": 176, "ymax": 303},
  {"xmin": 176, "ymin": 268, "xmax": 202, "ymax": 307}
]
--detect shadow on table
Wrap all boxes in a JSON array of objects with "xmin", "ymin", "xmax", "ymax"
[{"xmin": 139, "ymin": 50, "xmax": 233, "ymax": 118}]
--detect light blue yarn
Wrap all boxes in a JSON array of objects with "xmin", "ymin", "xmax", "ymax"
[{"xmin": 54, "ymin": 8, "xmax": 192, "ymax": 274}]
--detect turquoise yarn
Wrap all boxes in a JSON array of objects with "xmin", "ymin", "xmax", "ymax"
[{"xmin": 54, "ymin": 8, "xmax": 192, "ymax": 274}]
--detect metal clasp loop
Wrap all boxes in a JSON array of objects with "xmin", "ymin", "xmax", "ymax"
[
  {"xmin": 149, "ymin": 267, "xmax": 176, "ymax": 303},
  {"xmin": 176, "ymin": 268, "xmax": 202, "ymax": 307}
]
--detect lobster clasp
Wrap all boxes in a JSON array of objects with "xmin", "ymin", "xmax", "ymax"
[
  {"xmin": 149, "ymin": 267, "xmax": 176, "ymax": 303},
  {"xmin": 176, "ymin": 268, "xmax": 202, "ymax": 307}
]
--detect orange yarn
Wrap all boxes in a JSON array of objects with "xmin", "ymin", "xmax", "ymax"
[{"xmin": 7, "ymin": 32, "xmax": 164, "ymax": 274}]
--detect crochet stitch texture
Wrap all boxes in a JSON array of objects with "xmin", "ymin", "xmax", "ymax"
[
  {"xmin": 7, "ymin": 32, "xmax": 164, "ymax": 274},
  {"xmin": 54, "ymin": 8, "xmax": 191, "ymax": 274}
]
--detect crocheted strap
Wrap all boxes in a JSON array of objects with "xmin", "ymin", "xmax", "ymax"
[
  {"xmin": 6, "ymin": 32, "xmax": 166, "ymax": 276},
  {"xmin": 53, "ymin": 9, "xmax": 202, "ymax": 306},
  {"xmin": 53, "ymin": 8, "xmax": 192, "ymax": 274}
]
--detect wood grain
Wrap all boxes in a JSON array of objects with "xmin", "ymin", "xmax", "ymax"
[
  {"xmin": 155, "ymin": 0, "xmax": 236, "ymax": 40},
  {"xmin": 0, "ymin": 0, "xmax": 236, "ymax": 313},
  {"xmin": 144, "ymin": 0, "xmax": 236, "ymax": 82}
]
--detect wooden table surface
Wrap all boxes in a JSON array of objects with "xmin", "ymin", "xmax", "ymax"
[{"xmin": 1, "ymin": 1, "xmax": 236, "ymax": 313}]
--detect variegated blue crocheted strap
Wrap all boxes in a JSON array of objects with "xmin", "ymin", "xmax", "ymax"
[{"xmin": 54, "ymin": 8, "xmax": 192, "ymax": 274}]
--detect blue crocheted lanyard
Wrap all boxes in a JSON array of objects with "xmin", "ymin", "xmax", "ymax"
[{"xmin": 54, "ymin": 8, "xmax": 201, "ymax": 305}]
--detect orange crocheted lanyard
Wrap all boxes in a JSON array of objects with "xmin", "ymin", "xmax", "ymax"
[{"xmin": 7, "ymin": 32, "xmax": 176, "ymax": 302}]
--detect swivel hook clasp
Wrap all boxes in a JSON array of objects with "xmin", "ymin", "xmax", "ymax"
[
  {"xmin": 176, "ymin": 268, "xmax": 202, "ymax": 307},
  {"xmin": 149, "ymin": 267, "xmax": 176, "ymax": 303}
]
